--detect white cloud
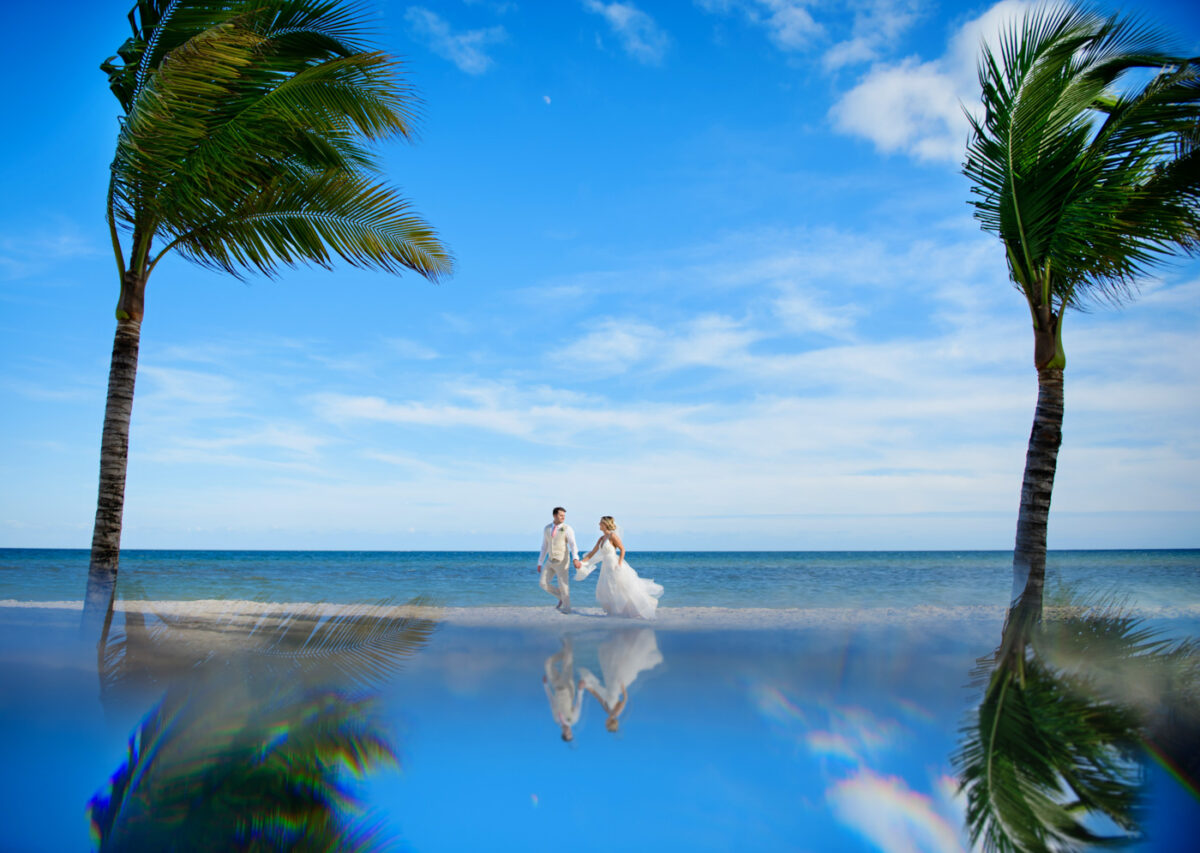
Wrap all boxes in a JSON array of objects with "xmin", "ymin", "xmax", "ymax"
[
  {"xmin": 386, "ymin": 337, "xmax": 439, "ymax": 360},
  {"xmin": 404, "ymin": 7, "xmax": 507, "ymax": 74},
  {"xmin": 823, "ymin": 0, "xmax": 921, "ymax": 70},
  {"xmin": 164, "ymin": 425, "xmax": 331, "ymax": 458},
  {"xmin": 22, "ymin": 222, "xmax": 1192, "ymax": 551},
  {"xmin": 0, "ymin": 225, "xmax": 101, "ymax": 280},
  {"xmin": 310, "ymin": 387, "xmax": 707, "ymax": 443},
  {"xmin": 583, "ymin": 1, "xmax": 671, "ymax": 64},
  {"xmin": 553, "ymin": 314, "xmax": 764, "ymax": 376},
  {"xmin": 761, "ymin": 0, "xmax": 822, "ymax": 50},
  {"xmin": 696, "ymin": 0, "xmax": 923, "ymax": 63},
  {"xmin": 555, "ymin": 319, "xmax": 658, "ymax": 375},
  {"xmin": 664, "ymin": 314, "xmax": 762, "ymax": 369},
  {"xmin": 267, "ymin": 224, "xmax": 1199, "ymax": 549},
  {"xmin": 138, "ymin": 366, "xmax": 239, "ymax": 407},
  {"xmin": 695, "ymin": 0, "xmax": 823, "ymax": 51},
  {"xmin": 463, "ymin": 0, "xmax": 516, "ymax": 11},
  {"xmin": 806, "ymin": 706, "xmax": 902, "ymax": 763},
  {"xmin": 4, "ymin": 380, "xmax": 96, "ymax": 403},
  {"xmin": 828, "ymin": 769, "xmax": 965, "ymax": 853},
  {"xmin": 830, "ymin": 56, "xmax": 967, "ymax": 162},
  {"xmin": 771, "ymin": 287, "xmax": 856, "ymax": 337},
  {"xmin": 830, "ymin": 0, "xmax": 1032, "ymax": 163}
]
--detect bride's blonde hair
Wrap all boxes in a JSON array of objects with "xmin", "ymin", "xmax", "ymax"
[{"xmin": 599, "ymin": 516, "xmax": 617, "ymax": 532}]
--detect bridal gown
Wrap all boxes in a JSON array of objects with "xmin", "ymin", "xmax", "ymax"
[
  {"xmin": 577, "ymin": 537, "xmax": 664, "ymax": 619},
  {"xmin": 578, "ymin": 628, "xmax": 663, "ymax": 708}
]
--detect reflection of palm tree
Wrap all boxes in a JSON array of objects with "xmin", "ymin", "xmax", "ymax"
[
  {"xmin": 89, "ymin": 599, "xmax": 438, "ymax": 850},
  {"xmin": 99, "ymin": 599, "xmax": 439, "ymax": 706},
  {"xmin": 956, "ymin": 589, "xmax": 1199, "ymax": 851},
  {"xmin": 962, "ymin": 3, "xmax": 1200, "ymax": 606},
  {"xmin": 88, "ymin": 685, "xmax": 397, "ymax": 852}
]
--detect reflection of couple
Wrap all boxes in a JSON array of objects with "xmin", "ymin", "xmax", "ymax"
[
  {"xmin": 543, "ymin": 630, "xmax": 663, "ymax": 741},
  {"xmin": 537, "ymin": 507, "xmax": 664, "ymax": 619}
]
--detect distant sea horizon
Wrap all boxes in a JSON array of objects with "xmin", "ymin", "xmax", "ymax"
[{"xmin": 6, "ymin": 546, "xmax": 1198, "ymax": 555}]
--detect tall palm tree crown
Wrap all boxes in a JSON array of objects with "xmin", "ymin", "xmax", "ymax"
[
  {"xmin": 84, "ymin": 0, "xmax": 452, "ymax": 627},
  {"xmin": 965, "ymin": 3, "xmax": 1199, "ymax": 370},
  {"xmin": 961, "ymin": 2, "xmax": 1199, "ymax": 608},
  {"xmin": 101, "ymin": 0, "xmax": 452, "ymax": 289}
]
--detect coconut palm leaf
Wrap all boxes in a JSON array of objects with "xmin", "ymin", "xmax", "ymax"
[
  {"xmin": 964, "ymin": 5, "xmax": 1200, "ymax": 312},
  {"xmin": 234, "ymin": 599, "xmax": 441, "ymax": 692},
  {"xmin": 956, "ymin": 591, "xmax": 1200, "ymax": 852},
  {"xmin": 958, "ymin": 661, "xmax": 1141, "ymax": 852},
  {"xmin": 158, "ymin": 170, "xmax": 452, "ymax": 278}
]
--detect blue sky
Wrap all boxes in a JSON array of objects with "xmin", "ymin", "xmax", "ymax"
[{"xmin": 2, "ymin": 0, "xmax": 1199, "ymax": 551}]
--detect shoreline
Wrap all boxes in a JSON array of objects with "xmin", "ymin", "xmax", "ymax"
[{"xmin": 5, "ymin": 599, "xmax": 1200, "ymax": 630}]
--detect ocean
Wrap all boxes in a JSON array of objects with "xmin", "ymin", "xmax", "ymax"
[{"xmin": 3, "ymin": 547, "xmax": 1199, "ymax": 611}]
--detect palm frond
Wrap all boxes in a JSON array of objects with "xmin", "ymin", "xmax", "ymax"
[
  {"xmin": 963, "ymin": 2, "xmax": 1200, "ymax": 317},
  {"xmin": 160, "ymin": 169, "xmax": 453, "ymax": 280},
  {"xmin": 235, "ymin": 599, "xmax": 442, "ymax": 692},
  {"xmin": 956, "ymin": 590, "xmax": 1200, "ymax": 852},
  {"xmin": 958, "ymin": 661, "xmax": 1142, "ymax": 852},
  {"xmin": 105, "ymin": 0, "xmax": 451, "ymax": 283},
  {"xmin": 99, "ymin": 598, "xmax": 441, "ymax": 703}
]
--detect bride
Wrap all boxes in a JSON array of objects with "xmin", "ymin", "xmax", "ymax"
[{"xmin": 576, "ymin": 516, "xmax": 663, "ymax": 619}]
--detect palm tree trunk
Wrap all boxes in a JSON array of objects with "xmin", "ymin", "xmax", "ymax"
[
  {"xmin": 82, "ymin": 316, "xmax": 143, "ymax": 632},
  {"xmin": 1011, "ymin": 367, "xmax": 1064, "ymax": 615}
]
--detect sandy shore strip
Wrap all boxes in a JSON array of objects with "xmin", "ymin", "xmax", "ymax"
[{"xmin": 5, "ymin": 599, "xmax": 1200, "ymax": 630}]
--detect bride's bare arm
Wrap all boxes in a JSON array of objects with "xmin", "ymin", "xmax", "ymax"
[
  {"xmin": 610, "ymin": 533, "xmax": 625, "ymax": 563},
  {"xmin": 582, "ymin": 535, "xmax": 605, "ymax": 561},
  {"xmin": 611, "ymin": 685, "xmax": 628, "ymax": 716}
]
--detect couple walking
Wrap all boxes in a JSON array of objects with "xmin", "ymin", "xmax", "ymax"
[{"xmin": 536, "ymin": 507, "xmax": 664, "ymax": 620}]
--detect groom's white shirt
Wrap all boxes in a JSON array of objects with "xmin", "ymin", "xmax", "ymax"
[{"xmin": 538, "ymin": 522, "xmax": 578, "ymax": 568}]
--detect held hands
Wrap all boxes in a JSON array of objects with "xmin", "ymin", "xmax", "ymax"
[{"xmin": 573, "ymin": 559, "xmax": 582, "ymax": 569}]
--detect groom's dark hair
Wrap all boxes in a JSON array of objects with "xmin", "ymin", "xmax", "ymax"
[{"xmin": 552, "ymin": 506, "xmax": 566, "ymax": 515}]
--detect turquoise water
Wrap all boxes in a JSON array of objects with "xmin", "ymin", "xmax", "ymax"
[
  {"xmin": 2, "ymin": 550, "xmax": 1198, "ymax": 850},
  {"xmin": 3, "ymin": 548, "xmax": 1198, "ymax": 609},
  {"xmin": 2, "ymin": 607, "xmax": 1197, "ymax": 851}
]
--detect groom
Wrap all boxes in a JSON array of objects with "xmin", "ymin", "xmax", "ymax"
[{"xmin": 537, "ymin": 506, "xmax": 582, "ymax": 613}]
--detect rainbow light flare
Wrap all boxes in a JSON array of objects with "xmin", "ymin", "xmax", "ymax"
[{"xmin": 827, "ymin": 768, "xmax": 965, "ymax": 853}]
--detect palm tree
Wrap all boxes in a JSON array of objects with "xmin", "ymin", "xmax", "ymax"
[
  {"xmin": 83, "ymin": 0, "xmax": 453, "ymax": 629},
  {"xmin": 962, "ymin": 3, "xmax": 1200, "ymax": 609}
]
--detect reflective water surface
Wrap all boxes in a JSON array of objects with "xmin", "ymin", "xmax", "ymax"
[{"xmin": 0, "ymin": 590, "xmax": 1196, "ymax": 850}]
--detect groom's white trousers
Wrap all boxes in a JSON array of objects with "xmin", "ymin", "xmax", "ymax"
[{"xmin": 539, "ymin": 554, "xmax": 571, "ymax": 612}]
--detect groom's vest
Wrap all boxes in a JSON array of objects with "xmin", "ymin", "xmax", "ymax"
[{"xmin": 549, "ymin": 525, "xmax": 568, "ymax": 562}]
